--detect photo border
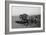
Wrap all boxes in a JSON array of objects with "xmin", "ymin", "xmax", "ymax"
[
  {"xmin": 9, "ymin": 4, "xmax": 43, "ymax": 32},
  {"xmin": 5, "ymin": 1, "xmax": 45, "ymax": 34}
]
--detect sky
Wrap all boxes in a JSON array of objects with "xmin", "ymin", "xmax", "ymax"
[{"xmin": 11, "ymin": 6, "xmax": 41, "ymax": 16}]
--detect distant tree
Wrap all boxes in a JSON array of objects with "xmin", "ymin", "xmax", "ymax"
[
  {"xmin": 19, "ymin": 14, "xmax": 28, "ymax": 21},
  {"xmin": 31, "ymin": 15, "xmax": 40, "ymax": 24},
  {"xmin": 19, "ymin": 14, "xmax": 29, "ymax": 26}
]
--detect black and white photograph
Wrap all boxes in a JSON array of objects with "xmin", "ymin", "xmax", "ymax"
[
  {"xmin": 5, "ymin": 1, "xmax": 45, "ymax": 34},
  {"xmin": 12, "ymin": 5, "xmax": 41, "ymax": 28}
]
